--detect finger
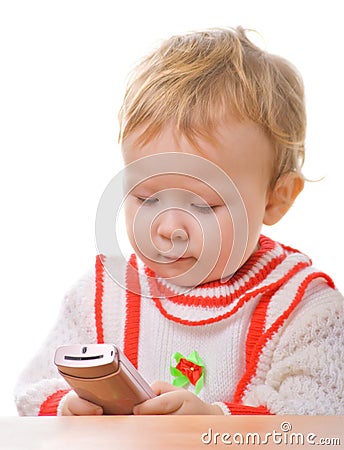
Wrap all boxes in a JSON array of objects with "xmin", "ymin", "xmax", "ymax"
[
  {"xmin": 68, "ymin": 393, "xmax": 103, "ymax": 416},
  {"xmin": 133, "ymin": 390, "xmax": 184, "ymax": 415},
  {"xmin": 150, "ymin": 380, "xmax": 182, "ymax": 396}
]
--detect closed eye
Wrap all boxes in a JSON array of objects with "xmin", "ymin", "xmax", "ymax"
[
  {"xmin": 136, "ymin": 196, "xmax": 159, "ymax": 205},
  {"xmin": 191, "ymin": 203, "xmax": 217, "ymax": 214}
]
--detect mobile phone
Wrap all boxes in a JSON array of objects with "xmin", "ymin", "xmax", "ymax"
[{"xmin": 54, "ymin": 344, "xmax": 156, "ymax": 415}]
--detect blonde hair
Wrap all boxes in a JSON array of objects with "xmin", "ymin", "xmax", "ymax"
[{"xmin": 119, "ymin": 27, "xmax": 306, "ymax": 186}]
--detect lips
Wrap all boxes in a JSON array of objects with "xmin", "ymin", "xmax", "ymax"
[{"xmin": 160, "ymin": 255, "xmax": 192, "ymax": 262}]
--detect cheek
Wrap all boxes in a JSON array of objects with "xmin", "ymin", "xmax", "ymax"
[
  {"xmin": 195, "ymin": 209, "xmax": 235, "ymax": 278},
  {"xmin": 213, "ymin": 209, "xmax": 235, "ymax": 263},
  {"xmin": 124, "ymin": 200, "xmax": 139, "ymax": 245},
  {"xmin": 205, "ymin": 199, "xmax": 252, "ymax": 280},
  {"xmin": 236, "ymin": 192, "xmax": 267, "ymax": 261},
  {"xmin": 243, "ymin": 194, "xmax": 267, "ymax": 234},
  {"xmin": 238, "ymin": 179, "xmax": 269, "ymax": 222}
]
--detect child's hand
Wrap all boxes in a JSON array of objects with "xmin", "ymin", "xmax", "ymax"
[
  {"xmin": 133, "ymin": 381, "xmax": 223, "ymax": 415},
  {"xmin": 61, "ymin": 391, "xmax": 103, "ymax": 416}
]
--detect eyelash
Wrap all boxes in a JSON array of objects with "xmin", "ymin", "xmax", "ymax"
[
  {"xmin": 136, "ymin": 197, "xmax": 217, "ymax": 214},
  {"xmin": 136, "ymin": 196, "xmax": 159, "ymax": 205},
  {"xmin": 190, "ymin": 203, "xmax": 217, "ymax": 214}
]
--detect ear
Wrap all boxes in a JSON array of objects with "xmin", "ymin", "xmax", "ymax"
[{"xmin": 263, "ymin": 172, "xmax": 304, "ymax": 226}]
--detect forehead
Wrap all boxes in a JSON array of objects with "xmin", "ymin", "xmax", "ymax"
[
  {"xmin": 123, "ymin": 152, "xmax": 232, "ymax": 203},
  {"xmin": 131, "ymin": 173, "xmax": 224, "ymax": 202},
  {"xmin": 122, "ymin": 120, "xmax": 274, "ymax": 186}
]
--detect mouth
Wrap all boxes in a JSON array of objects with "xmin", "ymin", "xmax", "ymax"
[{"xmin": 160, "ymin": 255, "xmax": 193, "ymax": 263}]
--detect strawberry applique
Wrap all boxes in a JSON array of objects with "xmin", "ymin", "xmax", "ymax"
[{"xmin": 170, "ymin": 351, "xmax": 205, "ymax": 395}]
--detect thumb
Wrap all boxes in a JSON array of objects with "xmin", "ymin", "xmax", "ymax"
[
  {"xmin": 150, "ymin": 380, "xmax": 181, "ymax": 396},
  {"xmin": 65, "ymin": 391, "xmax": 103, "ymax": 416}
]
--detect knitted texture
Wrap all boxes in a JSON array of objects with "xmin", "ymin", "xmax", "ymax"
[{"xmin": 15, "ymin": 236, "xmax": 344, "ymax": 415}]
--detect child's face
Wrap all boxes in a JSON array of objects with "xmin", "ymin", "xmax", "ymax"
[{"xmin": 122, "ymin": 119, "xmax": 274, "ymax": 287}]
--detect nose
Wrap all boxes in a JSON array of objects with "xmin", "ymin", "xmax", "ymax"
[{"xmin": 155, "ymin": 209, "xmax": 189, "ymax": 242}]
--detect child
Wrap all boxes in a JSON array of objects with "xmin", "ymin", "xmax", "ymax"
[{"xmin": 15, "ymin": 27, "xmax": 344, "ymax": 416}]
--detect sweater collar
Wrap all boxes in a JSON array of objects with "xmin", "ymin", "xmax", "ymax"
[{"xmin": 139, "ymin": 235, "xmax": 293, "ymax": 308}]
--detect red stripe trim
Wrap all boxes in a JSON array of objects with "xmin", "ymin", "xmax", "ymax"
[
  {"xmin": 224, "ymin": 403, "xmax": 272, "ymax": 415},
  {"xmin": 38, "ymin": 389, "xmax": 70, "ymax": 416},
  {"xmin": 234, "ymin": 271, "xmax": 334, "ymax": 403},
  {"xmin": 123, "ymin": 254, "xmax": 141, "ymax": 369},
  {"xmin": 280, "ymin": 242, "xmax": 312, "ymax": 264},
  {"xmin": 148, "ymin": 261, "xmax": 310, "ymax": 326},
  {"xmin": 145, "ymin": 236, "xmax": 285, "ymax": 307},
  {"xmin": 146, "ymin": 254, "xmax": 285, "ymax": 308},
  {"xmin": 95, "ymin": 254, "xmax": 105, "ymax": 344},
  {"xmin": 245, "ymin": 291, "xmax": 273, "ymax": 368}
]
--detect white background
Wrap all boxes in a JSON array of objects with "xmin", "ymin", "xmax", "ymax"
[{"xmin": 0, "ymin": 0, "xmax": 343, "ymax": 415}]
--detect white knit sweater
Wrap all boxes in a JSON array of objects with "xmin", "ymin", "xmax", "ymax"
[{"xmin": 15, "ymin": 236, "xmax": 344, "ymax": 415}]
